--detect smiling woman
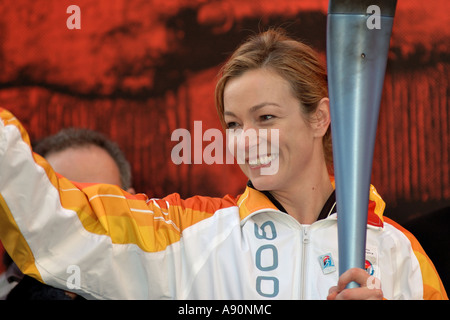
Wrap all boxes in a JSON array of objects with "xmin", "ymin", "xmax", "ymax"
[
  {"xmin": 216, "ymin": 29, "xmax": 333, "ymax": 224},
  {"xmin": 215, "ymin": 29, "xmax": 332, "ymax": 175},
  {"xmin": 222, "ymin": 68, "xmax": 331, "ymax": 220}
]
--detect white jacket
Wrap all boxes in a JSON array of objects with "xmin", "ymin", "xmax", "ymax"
[{"xmin": 0, "ymin": 108, "xmax": 447, "ymax": 300}]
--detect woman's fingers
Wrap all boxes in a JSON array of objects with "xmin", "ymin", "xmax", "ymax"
[{"xmin": 327, "ymin": 268, "xmax": 383, "ymax": 300}]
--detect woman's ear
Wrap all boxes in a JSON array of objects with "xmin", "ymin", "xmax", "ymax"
[{"xmin": 311, "ymin": 97, "xmax": 331, "ymax": 138}]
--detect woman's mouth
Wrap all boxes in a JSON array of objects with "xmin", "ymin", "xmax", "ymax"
[{"xmin": 248, "ymin": 154, "xmax": 279, "ymax": 168}]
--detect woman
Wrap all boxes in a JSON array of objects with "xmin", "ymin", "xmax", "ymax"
[{"xmin": 0, "ymin": 29, "xmax": 446, "ymax": 300}]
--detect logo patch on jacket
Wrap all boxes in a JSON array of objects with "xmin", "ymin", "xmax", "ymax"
[
  {"xmin": 365, "ymin": 246, "xmax": 378, "ymax": 277},
  {"xmin": 318, "ymin": 253, "xmax": 336, "ymax": 274}
]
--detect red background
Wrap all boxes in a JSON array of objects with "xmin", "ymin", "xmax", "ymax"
[{"xmin": 0, "ymin": 0, "xmax": 449, "ymax": 272}]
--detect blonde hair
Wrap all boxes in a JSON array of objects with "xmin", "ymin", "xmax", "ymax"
[{"xmin": 215, "ymin": 28, "xmax": 333, "ymax": 173}]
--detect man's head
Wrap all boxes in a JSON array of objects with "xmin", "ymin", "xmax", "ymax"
[{"xmin": 34, "ymin": 128, "xmax": 134, "ymax": 193}]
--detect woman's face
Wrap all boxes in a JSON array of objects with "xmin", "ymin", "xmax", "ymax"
[{"xmin": 223, "ymin": 68, "xmax": 328, "ymax": 192}]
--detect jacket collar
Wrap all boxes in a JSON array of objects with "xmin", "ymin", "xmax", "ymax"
[{"xmin": 237, "ymin": 181, "xmax": 384, "ymax": 228}]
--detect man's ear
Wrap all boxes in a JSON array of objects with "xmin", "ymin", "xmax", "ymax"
[{"xmin": 311, "ymin": 97, "xmax": 331, "ymax": 138}]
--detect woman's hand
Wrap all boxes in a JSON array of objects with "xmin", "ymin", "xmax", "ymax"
[{"xmin": 327, "ymin": 268, "xmax": 383, "ymax": 300}]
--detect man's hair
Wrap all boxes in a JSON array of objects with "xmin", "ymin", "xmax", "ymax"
[{"xmin": 34, "ymin": 128, "xmax": 132, "ymax": 190}]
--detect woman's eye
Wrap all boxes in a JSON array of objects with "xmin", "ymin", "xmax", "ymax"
[
  {"xmin": 226, "ymin": 121, "xmax": 239, "ymax": 129},
  {"xmin": 260, "ymin": 115, "xmax": 274, "ymax": 121}
]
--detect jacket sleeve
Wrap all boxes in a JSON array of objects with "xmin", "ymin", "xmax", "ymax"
[
  {"xmin": 384, "ymin": 217, "xmax": 448, "ymax": 300},
  {"xmin": 0, "ymin": 108, "xmax": 232, "ymax": 299}
]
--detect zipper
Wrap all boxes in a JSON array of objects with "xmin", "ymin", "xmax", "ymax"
[{"xmin": 300, "ymin": 225, "xmax": 310, "ymax": 300}]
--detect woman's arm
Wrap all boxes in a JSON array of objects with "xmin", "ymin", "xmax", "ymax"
[{"xmin": 0, "ymin": 108, "xmax": 230, "ymax": 299}]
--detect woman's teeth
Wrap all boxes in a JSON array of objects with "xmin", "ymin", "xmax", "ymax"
[{"xmin": 248, "ymin": 154, "xmax": 279, "ymax": 166}]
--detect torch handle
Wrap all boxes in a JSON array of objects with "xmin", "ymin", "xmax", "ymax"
[{"xmin": 326, "ymin": 0, "xmax": 397, "ymax": 288}]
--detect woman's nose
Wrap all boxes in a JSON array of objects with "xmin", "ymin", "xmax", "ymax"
[
  {"xmin": 226, "ymin": 126, "xmax": 259, "ymax": 164},
  {"xmin": 236, "ymin": 127, "xmax": 259, "ymax": 150}
]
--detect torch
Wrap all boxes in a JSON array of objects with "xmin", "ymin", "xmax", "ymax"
[{"xmin": 326, "ymin": 0, "xmax": 397, "ymax": 288}]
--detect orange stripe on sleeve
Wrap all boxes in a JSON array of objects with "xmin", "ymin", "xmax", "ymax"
[
  {"xmin": 0, "ymin": 108, "xmax": 31, "ymax": 147},
  {"xmin": 56, "ymin": 177, "xmax": 238, "ymax": 252},
  {"xmin": 384, "ymin": 217, "xmax": 448, "ymax": 300},
  {"xmin": 0, "ymin": 194, "xmax": 43, "ymax": 283}
]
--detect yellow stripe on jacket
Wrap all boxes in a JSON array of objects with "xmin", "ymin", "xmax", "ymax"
[{"xmin": 384, "ymin": 217, "xmax": 448, "ymax": 300}]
